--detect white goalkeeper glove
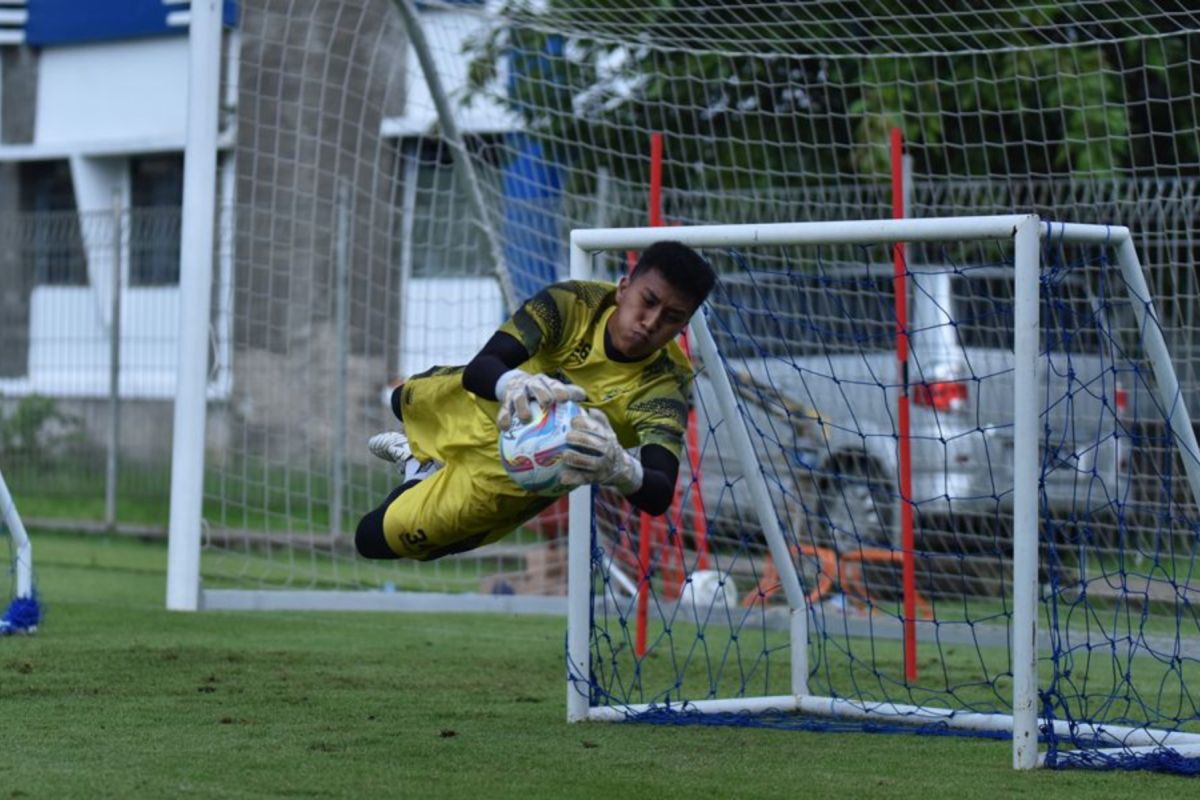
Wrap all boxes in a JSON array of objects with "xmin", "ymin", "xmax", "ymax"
[
  {"xmin": 561, "ymin": 408, "xmax": 644, "ymax": 495},
  {"xmin": 495, "ymin": 369, "xmax": 587, "ymax": 430}
]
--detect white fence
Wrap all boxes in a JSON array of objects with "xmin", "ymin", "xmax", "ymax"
[{"xmin": 2, "ymin": 177, "xmax": 1200, "ymax": 535}]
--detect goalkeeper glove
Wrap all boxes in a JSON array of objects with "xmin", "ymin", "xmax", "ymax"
[
  {"xmin": 561, "ymin": 408, "xmax": 644, "ymax": 495},
  {"xmin": 495, "ymin": 369, "xmax": 587, "ymax": 430}
]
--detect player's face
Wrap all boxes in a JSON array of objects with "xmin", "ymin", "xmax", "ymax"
[{"xmin": 608, "ymin": 269, "xmax": 696, "ymax": 360}]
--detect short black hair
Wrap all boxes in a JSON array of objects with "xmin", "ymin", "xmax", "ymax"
[{"xmin": 629, "ymin": 241, "xmax": 716, "ymax": 310}]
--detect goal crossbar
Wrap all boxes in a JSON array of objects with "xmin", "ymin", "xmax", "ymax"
[{"xmin": 570, "ymin": 215, "xmax": 1128, "ymax": 249}]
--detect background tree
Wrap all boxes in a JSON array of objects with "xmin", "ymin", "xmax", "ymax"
[{"xmin": 466, "ymin": 1, "xmax": 1200, "ymax": 191}]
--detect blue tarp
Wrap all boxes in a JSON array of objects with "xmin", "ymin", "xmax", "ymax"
[{"xmin": 502, "ymin": 133, "xmax": 564, "ymax": 302}]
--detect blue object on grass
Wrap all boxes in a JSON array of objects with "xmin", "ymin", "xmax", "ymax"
[{"xmin": 0, "ymin": 594, "xmax": 41, "ymax": 634}]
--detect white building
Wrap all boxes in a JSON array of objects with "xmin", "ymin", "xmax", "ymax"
[{"xmin": 0, "ymin": 0, "xmax": 518, "ymax": 462}]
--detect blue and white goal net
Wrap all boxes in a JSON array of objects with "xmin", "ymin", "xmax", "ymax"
[
  {"xmin": 569, "ymin": 218, "xmax": 1200, "ymax": 773},
  {"xmin": 0, "ymin": 470, "xmax": 39, "ymax": 635}
]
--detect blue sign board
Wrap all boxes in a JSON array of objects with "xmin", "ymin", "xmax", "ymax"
[{"xmin": 26, "ymin": 0, "xmax": 238, "ymax": 47}]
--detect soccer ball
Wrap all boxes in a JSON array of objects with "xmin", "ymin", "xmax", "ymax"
[
  {"xmin": 498, "ymin": 399, "xmax": 584, "ymax": 495},
  {"xmin": 679, "ymin": 569, "xmax": 738, "ymax": 611}
]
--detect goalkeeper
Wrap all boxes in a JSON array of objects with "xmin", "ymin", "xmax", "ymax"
[{"xmin": 355, "ymin": 241, "xmax": 716, "ymax": 561}]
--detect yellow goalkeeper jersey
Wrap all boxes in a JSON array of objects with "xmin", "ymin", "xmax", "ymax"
[
  {"xmin": 385, "ymin": 280, "xmax": 693, "ymax": 559},
  {"xmin": 402, "ymin": 280, "xmax": 693, "ymax": 469},
  {"xmin": 496, "ymin": 279, "xmax": 693, "ymax": 457}
]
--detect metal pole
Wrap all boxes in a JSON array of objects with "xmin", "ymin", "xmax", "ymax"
[
  {"xmin": 572, "ymin": 216, "xmax": 1031, "ymax": 251},
  {"xmin": 565, "ymin": 241, "xmax": 593, "ymax": 722},
  {"xmin": 689, "ymin": 307, "xmax": 809, "ymax": 698},
  {"xmin": 167, "ymin": 0, "xmax": 221, "ymax": 611},
  {"xmin": 396, "ymin": 144, "xmax": 419, "ymax": 376},
  {"xmin": 1116, "ymin": 235, "xmax": 1200, "ymax": 510},
  {"xmin": 891, "ymin": 127, "xmax": 917, "ymax": 683},
  {"xmin": 331, "ymin": 181, "xmax": 351, "ymax": 536},
  {"xmin": 105, "ymin": 189, "xmax": 122, "ymax": 529},
  {"xmin": 0, "ymin": 470, "xmax": 32, "ymax": 600},
  {"xmin": 592, "ymin": 167, "xmax": 612, "ymax": 229},
  {"xmin": 211, "ymin": 28, "xmax": 241, "ymax": 400},
  {"xmin": 390, "ymin": 0, "xmax": 516, "ymax": 312},
  {"xmin": 1011, "ymin": 216, "xmax": 1042, "ymax": 770}
]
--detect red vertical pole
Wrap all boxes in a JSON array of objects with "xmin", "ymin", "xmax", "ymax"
[
  {"xmin": 635, "ymin": 133, "xmax": 665, "ymax": 658},
  {"xmin": 648, "ymin": 133, "xmax": 664, "ymax": 227},
  {"xmin": 892, "ymin": 127, "xmax": 918, "ymax": 683},
  {"xmin": 634, "ymin": 132, "xmax": 710, "ymax": 654}
]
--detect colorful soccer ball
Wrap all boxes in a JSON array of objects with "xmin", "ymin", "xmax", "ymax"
[{"xmin": 498, "ymin": 400, "xmax": 585, "ymax": 495}]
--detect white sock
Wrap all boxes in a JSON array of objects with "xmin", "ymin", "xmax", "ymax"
[{"xmin": 405, "ymin": 458, "xmax": 441, "ymax": 483}]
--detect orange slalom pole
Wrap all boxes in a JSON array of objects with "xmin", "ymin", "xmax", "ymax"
[
  {"xmin": 635, "ymin": 133, "xmax": 665, "ymax": 656},
  {"xmin": 892, "ymin": 126, "xmax": 918, "ymax": 683}
]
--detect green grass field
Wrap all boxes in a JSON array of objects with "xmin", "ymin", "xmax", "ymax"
[{"xmin": 0, "ymin": 530, "xmax": 1191, "ymax": 799}]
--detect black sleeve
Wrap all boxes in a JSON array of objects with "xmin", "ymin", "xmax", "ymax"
[
  {"xmin": 626, "ymin": 444, "xmax": 679, "ymax": 516},
  {"xmin": 463, "ymin": 330, "xmax": 678, "ymax": 514},
  {"xmin": 462, "ymin": 331, "xmax": 531, "ymax": 400}
]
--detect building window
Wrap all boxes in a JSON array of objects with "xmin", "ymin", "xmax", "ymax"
[
  {"xmin": 129, "ymin": 154, "xmax": 183, "ymax": 286},
  {"xmin": 20, "ymin": 160, "xmax": 86, "ymax": 286},
  {"xmin": 400, "ymin": 136, "xmax": 501, "ymax": 278}
]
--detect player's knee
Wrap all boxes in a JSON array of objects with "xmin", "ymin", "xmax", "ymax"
[
  {"xmin": 356, "ymin": 479, "xmax": 426, "ymax": 560},
  {"xmin": 355, "ymin": 507, "xmax": 400, "ymax": 559}
]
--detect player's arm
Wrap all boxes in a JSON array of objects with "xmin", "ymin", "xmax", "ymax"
[
  {"xmin": 462, "ymin": 331, "xmax": 528, "ymax": 401},
  {"xmin": 462, "ymin": 300, "xmax": 584, "ymax": 427},
  {"xmin": 627, "ymin": 444, "xmax": 679, "ymax": 516},
  {"xmin": 561, "ymin": 410, "xmax": 679, "ymax": 516}
]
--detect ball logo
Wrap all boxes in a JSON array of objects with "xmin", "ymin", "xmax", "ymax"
[
  {"xmin": 503, "ymin": 453, "xmax": 535, "ymax": 473},
  {"xmin": 533, "ymin": 447, "xmax": 565, "ymax": 467}
]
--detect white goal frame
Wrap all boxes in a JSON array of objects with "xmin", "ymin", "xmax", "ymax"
[
  {"xmin": 564, "ymin": 214, "xmax": 1200, "ymax": 769},
  {"xmin": 0, "ymin": 469, "xmax": 35, "ymax": 618}
]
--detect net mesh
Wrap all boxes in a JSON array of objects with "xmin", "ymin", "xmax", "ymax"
[
  {"xmin": 165, "ymin": 0, "xmax": 1200, "ymax": 768},
  {"xmin": 581, "ymin": 234, "xmax": 1200, "ymax": 772}
]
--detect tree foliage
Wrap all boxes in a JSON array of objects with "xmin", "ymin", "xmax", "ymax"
[{"xmin": 464, "ymin": 1, "xmax": 1200, "ymax": 190}]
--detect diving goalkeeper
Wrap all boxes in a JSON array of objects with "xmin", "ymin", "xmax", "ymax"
[{"xmin": 355, "ymin": 241, "xmax": 716, "ymax": 561}]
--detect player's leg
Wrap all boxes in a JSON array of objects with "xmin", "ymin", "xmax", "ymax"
[
  {"xmin": 357, "ymin": 425, "xmax": 443, "ymax": 558},
  {"xmin": 355, "ymin": 479, "xmax": 418, "ymax": 559},
  {"xmin": 358, "ymin": 377, "xmax": 439, "ymax": 559},
  {"xmin": 367, "ymin": 428, "xmax": 441, "ymax": 483},
  {"xmin": 357, "ymin": 368, "xmax": 545, "ymax": 560},
  {"xmin": 372, "ymin": 463, "xmax": 552, "ymax": 561},
  {"xmin": 368, "ymin": 380, "xmax": 443, "ymax": 477}
]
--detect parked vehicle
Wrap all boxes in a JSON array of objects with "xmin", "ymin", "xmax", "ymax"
[{"xmin": 694, "ymin": 262, "xmax": 1132, "ymax": 556}]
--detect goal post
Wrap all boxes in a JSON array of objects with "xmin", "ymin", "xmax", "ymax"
[
  {"xmin": 566, "ymin": 215, "xmax": 1200, "ymax": 770},
  {"xmin": 0, "ymin": 469, "xmax": 39, "ymax": 634},
  {"xmin": 165, "ymin": 0, "xmax": 222, "ymax": 613}
]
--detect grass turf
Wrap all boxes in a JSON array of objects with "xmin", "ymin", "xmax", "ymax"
[{"xmin": 0, "ymin": 530, "xmax": 1191, "ymax": 798}]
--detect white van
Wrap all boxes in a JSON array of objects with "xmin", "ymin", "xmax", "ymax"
[{"xmin": 695, "ymin": 262, "xmax": 1132, "ymax": 553}]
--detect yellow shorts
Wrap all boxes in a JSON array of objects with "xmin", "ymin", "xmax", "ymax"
[{"xmin": 380, "ymin": 369, "xmax": 555, "ymax": 560}]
